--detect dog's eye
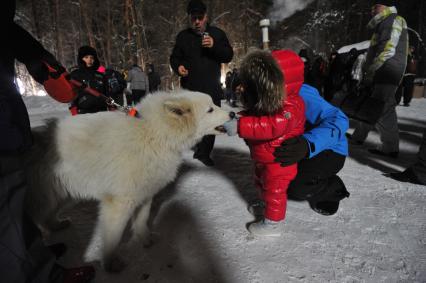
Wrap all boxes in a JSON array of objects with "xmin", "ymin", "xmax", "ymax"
[{"xmin": 207, "ymin": 107, "xmax": 214, "ymax": 113}]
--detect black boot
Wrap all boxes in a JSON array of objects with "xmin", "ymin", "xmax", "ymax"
[{"xmin": 308, "ymin": 175, "xmax": 350, "ymax": 216}]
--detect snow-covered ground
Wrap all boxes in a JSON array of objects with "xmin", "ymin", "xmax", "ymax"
[{"xmin": 24, "ymin": 95, "xmax": 426, "ymax": 283}]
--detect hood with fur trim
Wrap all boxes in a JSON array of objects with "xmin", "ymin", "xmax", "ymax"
[{"xmin": 239, "ymin": 50, "xmax": 285, "ymax": 115}]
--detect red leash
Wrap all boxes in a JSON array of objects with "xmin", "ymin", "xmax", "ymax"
[{"xmin": 68, "ymin": 78, "xmax": 140, "ymax": 118}]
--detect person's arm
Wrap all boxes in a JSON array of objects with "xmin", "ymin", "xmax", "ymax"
[
  {"xmin": 300, "ymin": 85, "xmax": 349, "ymax": 158},
  {"xmin": 11, "ymin": 23, "xmax": 64, "ymax": 84},
  {"xmin": 170, "ymin": 33, "xmax": 189, "ymax": 75},
  {"xmin": 207, "ymin": 28, "xmax": 233, "ymax": 63}
]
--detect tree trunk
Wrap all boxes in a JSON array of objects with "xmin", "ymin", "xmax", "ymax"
[{"xmin": 80, "ymin": 0, "xmax": 96, "ymax": 47}]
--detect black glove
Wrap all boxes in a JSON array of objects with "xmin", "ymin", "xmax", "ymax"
[
  {"xmin": 273, "ymin": 136, "xmax": 309, "ymax": 167},
  {"xmin": 26, "ymin": 54, "xmax": 65, "ymax": 84}
]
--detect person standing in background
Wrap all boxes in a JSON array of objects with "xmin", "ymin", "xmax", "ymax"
[
  {"xmin": 347, "ymin": 1, "xmax": 408, "ymax": 158},
  {"xmin": 170, "ymin": 0, "xmax": 233, "ymax": 166},
  {"xmin": 126, "ymin": 60, "xmax": 149, "ymax": 105}
]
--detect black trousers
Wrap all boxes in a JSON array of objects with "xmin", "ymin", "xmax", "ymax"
[
  {"xmin": 395, "ymin": 75, "xmax": 415, "ymax": 105},
  {"xmin": 193, "ymin": 99, "xmax": 221, "ymax": 158},
  {"xmin": 0, "ymin": 155, "xmax": 56, "ymax": 283},
  {"xmin": 287, "ymin": 150, "xmax": 346, "ymax": 201},
  {"xmin": 132, "ymin": 89, "xmax": 146, "ymax": 104}
]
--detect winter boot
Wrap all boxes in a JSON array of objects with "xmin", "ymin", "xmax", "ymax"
[
  {"xmin": 308, "ymin": 175, "xmax": 350, "ymax": 216},
  {"xmin": 247, "ymin": 199, "xmax": 265, "ymax": 216},
  {"xmin": 248, "ymin": 218, "xmax": 282, "ymax": 237}
]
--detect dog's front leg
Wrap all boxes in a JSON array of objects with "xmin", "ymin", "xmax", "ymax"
[
  {"xmin": 130, "ymin": 198, "xmax": 152, "ymax": 247},
  {"xmin": 89, "ymin": 196, "xmax": 136, "ymax": 273}
]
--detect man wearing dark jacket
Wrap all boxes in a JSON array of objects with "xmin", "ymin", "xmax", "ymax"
[
  {"xmin": 0, "ymin": 0, "xmax": 95, "ymax": 282},
  {"xmin": 348, "ymin": 1, "xmax": 408, "ymax": 158},
  {"xmin": 170, "ymin": 0, "xmax": 233, "ymax": 166}
]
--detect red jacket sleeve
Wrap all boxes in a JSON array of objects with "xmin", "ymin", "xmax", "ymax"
[{"xmin": 238, "ymin": 112, "xmax": 291, "ymax": 141}]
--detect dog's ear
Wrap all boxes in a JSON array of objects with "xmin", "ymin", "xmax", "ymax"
[{"xmin": 163, "ymin": 99, "xmax": 191, "ymax": 116}]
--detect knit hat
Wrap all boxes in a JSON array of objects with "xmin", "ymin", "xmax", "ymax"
[
  {"xmin": 187, "ymin": 0, "xmax": 206, "ymax": 15},
  {"xmin": 77, "ymin": 45, "xmax": 100, "ymax": 69}
]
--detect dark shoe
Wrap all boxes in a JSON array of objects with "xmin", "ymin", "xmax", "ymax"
[
  {"xmin": 48, "ymin": 243, "xmax": 67, "ymax": 258},
  {"xmin": 345, "ymin": 133, "xmax": 363, "ymax": 145},
  {"xmin": 368, "ymin": 148, "xmax": 399, "ymax": 158},
  {"xmin": 309, "ymin": 176, "xmax": 350, "ymax": 216},
  {"xmin": 62, "ymin": 266, "xmax": 95, "ymax": 283},
  {"xmin": 387, "ymin": 168, "xmax": 424, "ymax": 185},
  {"xmin": 193, "ymin": 154, "xmax": 215, "ymax": 167},
  {"xmin": 310, "ymin": 201, "xmax": 339, "ymax": 216}
]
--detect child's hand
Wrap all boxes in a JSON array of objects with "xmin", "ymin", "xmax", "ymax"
[{"xmin": 223, "ymin": 119, "xmax": 238, "ymax": 136}]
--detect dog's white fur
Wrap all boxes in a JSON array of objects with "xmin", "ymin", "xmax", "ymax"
[{"xmin": 25, "ymin": 90, "xmax": 231, "ymax": 271}]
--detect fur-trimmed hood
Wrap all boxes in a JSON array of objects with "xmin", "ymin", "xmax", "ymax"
[{"xmin": 239, "ymin": 50, "xmax": 285, "ymax": 115}]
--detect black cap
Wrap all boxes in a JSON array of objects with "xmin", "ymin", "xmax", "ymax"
[{"xmin": 187, "ymin": 0, "xmax": 206, "ymax": 15}]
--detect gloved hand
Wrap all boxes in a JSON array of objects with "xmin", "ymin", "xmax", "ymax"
[
  {"xmin": 223, "ymin": 118, "xmax": 238, "ymax": 136},
  {"xmin": 273, "ymin": 136, "xmax": 309, "ymax": 166},
  {"xmin": 26, "ymin": 54, "xmax": 65, "ymax": 84}
]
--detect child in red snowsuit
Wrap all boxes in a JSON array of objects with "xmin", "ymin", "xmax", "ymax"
[{"xmin": 224, "ymin": 50, "xmax": 305, "ymax": 236}]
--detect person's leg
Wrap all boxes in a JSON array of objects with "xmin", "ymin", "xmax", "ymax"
[
  {"xmin": 193, "ymin": 97, "xmax": 221, "ymax": 166},
  {"xmin": 403, "ymin": 75, "xmax": 415, "ymax": 106},
  {"xmin": 411, "ymin": 128, "xmax": 426, "ymax": 184},
  {"xmin": 0, "ymin": 155, "xmax": 56, "ymax": 282},
  {"xmin": 374, "ymin": 84, "xmax": 399, "ymax": 153},
  {"xmin": 193, "ymin": 135, "xmax": 215, "ymax": 165},
  {"xmin": 126, "ymin": 93, "xmax": 133, "ymax": 107},
  {"xmin": 248, "ymin": 163, "xmax": 295, "ymax": 236},
  {"xmin": 288, "ymin": 151, "xmax": 348, "ymax": 214},
  {"xmin": 261, "ymin": 163, "xmax": 296, "ymax": 222},
  {"xmin": 350, "ymin": 120, "xmax": 373, "ymax": 143},
  {"xmin": 395, "ymin": 83, "xmax": 403, "ymax": 105},
  {"xmin": 132, "ymin": 90, "xmax": 143, "ymax": 104}
]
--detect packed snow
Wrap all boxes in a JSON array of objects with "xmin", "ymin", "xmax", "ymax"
[{"xmin": 24, "ymin": 94, "xmax": 426, "ymax": 283}]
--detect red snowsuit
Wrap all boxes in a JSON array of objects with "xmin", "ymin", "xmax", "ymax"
[{"xmin": 238, "ymin": 50, "xmax": 305, "ymax": 221}]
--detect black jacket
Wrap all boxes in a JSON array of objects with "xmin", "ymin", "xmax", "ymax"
[
  {"xmin": 0, "ymin": 16, "xmax": 60, "ymax": 154},
  {"xmin": 69, "ymin": 67, "xmax": 108, "ymax": 114},
  {"xmin": 170, "ymin": 25, "xmax": 233, "ymax": 103}
]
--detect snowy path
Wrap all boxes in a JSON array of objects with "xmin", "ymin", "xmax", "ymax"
[{"xmin": 25, "ymin": 95, "xmax": 426, "ymax": 283}]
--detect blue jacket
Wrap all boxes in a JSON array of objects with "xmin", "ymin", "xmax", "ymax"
[{"xmin": 300, "ymin": 84, "xmax": 348, "ymax": 158}]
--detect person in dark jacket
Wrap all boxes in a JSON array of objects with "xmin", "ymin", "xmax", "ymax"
[
  {"xmin": 0, "ymin": 0, "xmax": 95, "ymax": 282},
  {"xmin": 105, "ymin": 65, "xmax": 126, "ymax": 106},
  {"xmin": 274, "ymin": 84, "xmax": 350, "ymax": 216},
  {"xmin": 387, "ymin": 128, "xmax": 426, "ymax": 185},
  {"xmin": 170, "ymin": 0, "xmax": 233, "ymax": 166},
  {"xmin": 146, "ymin": 63, "xmax": 161, "ymax": 93},
  {"xmin": 69, "ymin": 46, "xmax": 109, "ymax": 114},
  {"xmin": 348, "ymin": 2, "xmax": 408, "ymax": 158}
]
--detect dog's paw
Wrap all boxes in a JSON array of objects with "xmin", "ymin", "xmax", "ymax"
[{"xmin": 103, "ymin": 256, "xmax": 127, "ymax": 273}]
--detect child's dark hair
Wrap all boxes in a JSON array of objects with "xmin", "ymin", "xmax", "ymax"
[{"xmin": 239, "ymin": 50, "xmax": 285, "ymax": 115}]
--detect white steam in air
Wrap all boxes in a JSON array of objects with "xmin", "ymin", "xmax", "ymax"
[{"xmin": 268, "ymin": 0, "xmax": 315, "ymax": 23}]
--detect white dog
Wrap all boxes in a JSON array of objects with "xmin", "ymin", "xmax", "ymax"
[{"xmin": 25, "ymin": 90, "xmax": 232, "ymax": 272}]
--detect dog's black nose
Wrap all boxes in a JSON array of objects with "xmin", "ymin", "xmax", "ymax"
[{"xmin": 229, "ymin": 111, "xmax": 236, "ymax": 119}]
